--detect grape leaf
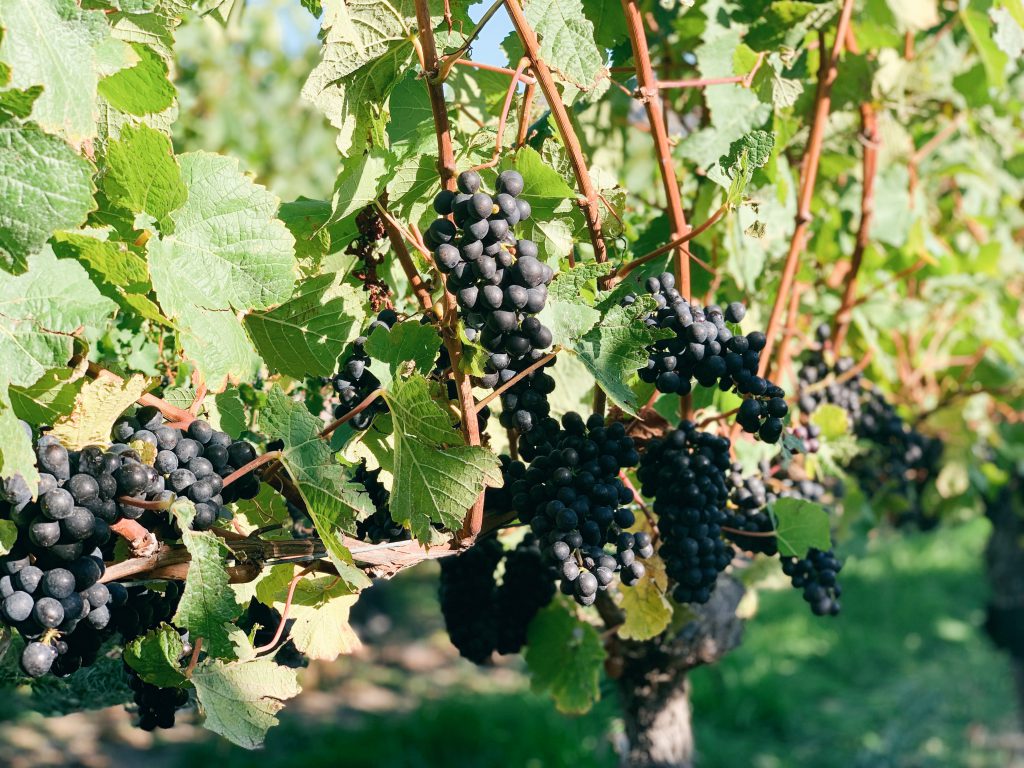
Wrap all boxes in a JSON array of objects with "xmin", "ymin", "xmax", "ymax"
[
  {"xmin": 618, "ymin": 516, "xmax": 671, "ymax": 641},
  {"xmin": 0, "ymin": 122, "xmax": 95, "ymax": 273},
  {"xmin": 0, "ymin": 519, "xmax": 18, "ymax": 556},
  {"xmin": 570, "ymin": 296, "xmax": 673, "ymax": 417},
  {"xmin": 148, "ymin": 152, "xmax": 297, "ymax": 389},
  {"xmin": 992, "ymin": 6, "xmax": 1024, "ymax": 58},
  {"xmin": 264, "ymin": 573, "xmax": 361, "ymax": 661},
  {"xmin": 102, "ymin": 124, "xmax": 186, "ymax": 228},
  {"xmin": 771, "ymin": 498, "xmax": 831, "ymax": 557},
  {"xmin": 48, "ymin": 372, "xmax": 148, "ymax": 450},
  {"xmin": 809, "ymin": 403, "xmax": 850, "ymax": 440},
  {"xmin": 173, "ymin": 528, "xmax": 244, "ymax": 659},
  {"xmin": 709, "ymin": 130, "xmax": 775, "ymax": 205},
  {"xmin": 232, "ymin": 483, "xmax": 291, "ymax": 532},
  {"xmin": 0, "ymin": 383, "xmax": 38, "ymax": 494},
  {"xmin": 259, "ymin": 387, "xmax": 373, "ymax": 591},
  {"xmin": 301, "ymin": 0, "xmax": 415, "ymax": 157},
  {"xmin": 191, "ymin": 657, "xmax": 301, "ymax": 749},
  {"xmin": 0, "ymin": 246, "xmax": 116, "ymax": 387},
  {"xmin": 9, "ymin": 368, "xmax": 84, "ymax": 426},
  {"xmin": 328, "ymin": 148, "xmax": 390, "ymax": 225},
  {"xmin": 520, "ymin": 0, "xmax": 608, "ymax": 102},
  {"xmin": 210, "ymin": 389, "xmax": 246, "ymax": 438},
  {"xmin": 525, "ymin": 601, "xmax": 605, "ymax": 714},
  {"xmin": 962, "ymin": 5, "xmax": 1009, "ymax": 89},
  {"xmin": 364, "ymin": 320, "xmax": 440, "ymax": 391},
  {"xmin": 245, "ymin": 274, "xmax": 366, "ymax": 380},
  {"xmin": 0, "ymin": 0, "xmax": 117, "ymax": 143},
  {"xmin": 97, "ymin": 42, "xmax": 176, "ymax": 116},
  {"xmin": 123, "ymin": 623, "xmax": 188, "ymax": 688},
  {"xmin": 381, "ymin": 376, "xmax": 501, "ymax": 544}
]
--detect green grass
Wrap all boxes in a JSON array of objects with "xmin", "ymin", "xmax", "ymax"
[
  {"xmin": 176, "ymin": 519, "xmax": 1016, "ymax": 768},
  {"xmin": 689, "ymin": 518, "xmax": 1016, "ymax": 767}
]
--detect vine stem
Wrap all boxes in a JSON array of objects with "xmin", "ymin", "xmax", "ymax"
[
  {"xmin": 414, "ymin": 0, "xmax": 484, "ymax": 539},
  {"xmin": 319, "ymin": 391, "xmax": 384, "ymax": 438},
  {"xmin": 438, "ymin": 0, "xmax": 509, "ymax": 80},
  {"xmin": 221, "ymin": 451, "xmax": 282, "ymax": 490},
  {"xmin": 452, "ymin": 59, "xmax": 537, "ymax": 84},
  {"xmin": 609, "ymin": 203, "xmax": 726, "ymax": 284},
  {"xmin": 110, "ymin": 518, "xmax": 158, "ymax": 558},
  {"xmin": 184, "ymin": 637, "xmax": 203, "ymax": 677},
  {"xmin": 503, "ymin": 0, "xmax": 608, "ymax": 265},
  {"xmin": 621, "ymin": 0, "xmax": 690, "ymax": 298},
  {"xmin": 775, "ymin": 281, "xmax": 804, "ymax": 384},
  {"xmin": 516, "ymin": 79, "xmax": 536, "ymax": 146},
  {"xmin": 832, "ymin": 102, "xmax": 879, "ymax": 351},
  {"xmin": 720, "ymin": 526, "xmax": 775, "ymax": 539},
  {"xmin": 116, "ymin": 496, "xmax": 172, "ymax": 511},
  {"xmin": 471, "ymin": 57, "xmax": 532, "ymax": 172},
  {"xmin": 695, "ymin": 406, "xmax": 739, "ymax": 428},
  {"xmin": 85, "ymin": 363, "xmax": 194, "ymax": 425},
  {"xmin": 380, "ymin": 206, "xmax": 434, "ymax": 309},
  {"xmin": 758, "ymin": 0, "xmax": 855, "ymax": 380},
  {"xmin": 473, "ymin": 347, "xmax": 560, "ymax": 413},
  {"xmin": 254, "ymin": 565, "xmax": 317, "ymax": 655}
]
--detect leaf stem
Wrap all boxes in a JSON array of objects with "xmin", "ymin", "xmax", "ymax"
[
  {"xmin": 758, "ymin": 0, "xmax": 855, "ymax": 380},
  {"xmin": 473, "ymin": 347, "xmax": 560, "ymax": 413},
  {"xmin": 254, "ymin": 565, "xmax": 316, "ymax": 655},
  {"xmin": 620, "ymin": 0, "xmax": 691, "ymax": 296},
  {"xmin": 611, "ymin": 204, "xmax": 727, "ymax": 284},
  {"xmin": 221, "ymin": 451, "xmax": 283, "ymax": 489}
]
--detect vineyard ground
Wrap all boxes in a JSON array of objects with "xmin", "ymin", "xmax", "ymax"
[{"xmin": 0, "ymin": 520, "xmax": 1015, "ymax": 768}]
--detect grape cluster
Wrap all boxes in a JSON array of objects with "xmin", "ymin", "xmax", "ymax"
[
  {"xmin": 438, "ymin": 536, "xmax": 504, "ymax": 664},
  {"xmin": 428, "ymin": 170, "xmax": 554, "ymax": 392},
  {"xmin": 627, "ymin": 272, "xmax": 787, "ymax": 443},
  {"xmin": 792, "ymin": 423, "xmax": 822, "ymax": 453},
  {"xmin": 438, "ymin": 534, "xmax": 557, "ymax": 664},
  {"xmin": 497, "ymin": 360, "xmax": 556, "ymax": 434},
  {"xmin": 781, "ymin": 547, "xmax": 842, "ymax": 616},
  {"xmin": 329, "ymin": 310, "xmax": 398, "ymax": 430},
  {"xmin": 127, "ymin": 668, "xmax": 191, "ymax": 731},
  {"xmin": 637, "ymin": 422, "xmax": 734, "ymax": 604},
  {"xmin": 796, "ymin": 351, "xmax": 863, "ymax": 418},
  {"xmin": 353, "ymin": 461, "xmax": 404, "ymax": 543},
  {"xmin": 503, "ymin": 413, "xmax": 649, "ymax": 605},
  {"xmin": 112, "ymin": 408, "xmax": 262, "ymax": 531},
  {"xmin": 724, "ymin": 465, "xmax": 777, "ymax": 556}
]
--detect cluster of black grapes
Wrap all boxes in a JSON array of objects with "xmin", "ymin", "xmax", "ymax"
[
  {"xmin": 626, "ymin": 272, "xmax": 787, "ymax": 443},
  {"xmin": 637, "ymin": 422, "xmax": 734, "ymax": 604},
  {"xmin": 781, "ymin": 547, "xmax": 842, "ymax": 616},
  {"xmin": 438, "ymin": 534, "xmax": 556, "ymax": 664},
  {"xmin": 1, "ymin": 427, "xmax": 124, "ymax": 677},
  {"xmin": 497, "ymin": 360, "xmax": 556, "ymax": 435},
  {"xmin": 329, "ymin": 309, "xmax": 397, "ymax": 430},
  {"xmin": 796, "ymin": 333, "xmax": 942, "ymax": 527},
  {"xmin": 352, "ymin": 461, "xmax": 404, "ymax": 544},
  {"xmin": 112, "ymin": 408, "xmax": 261, "ymax": 531},
  {"xmin": 428, "ymin": 170, "xmax": 555, "ymax": 393},
  {"xmin": 502, "ymin": 413, "xmax": 649, "ymax": 605}
]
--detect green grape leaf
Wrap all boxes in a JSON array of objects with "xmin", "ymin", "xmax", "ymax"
[
  {"xmin": 48, "ymin": 372, "xmax": 148, "ymax": 450},
  {"xmin": 520, "ymin": 0, "xmax": 608, "ymax": 102},
  {"xmin": 123, "ymin": 623, "xmax": 188, "ymax": 688},
  {"xmin": 525, "ymin": 601, "xmax": 606, "ymax": 714},
  {"xmin": 0, "ymin": 519, "xmax": 18, "ymax": 556},
  {"xmin": 0, "ymin": 122, "xmax": 95, "ymax": 274},
  {"xmin": 51, "ymin": 230, "xmax": 150, "ymax": 291},
  {"xmin": 301, "ymin": 0, "xmax": 415, "ymax": 157},
  {"xmin": 386, "ymin": 69, "xmax": 437, "ymax": 159},
  {"xmin": 809, "ymin": 403, "xmax": 850, "ymax": 440},
  {"xmin": 173, "ymin": 528, "xmax": 244, "ymax": 659},
  {"xmin": 0, "ymin": 0, "xmax": 118, "ymax": 143},
  {"xmin": 148, "ymin": 152, "xmax": 297, "ymax": 390},
  {"xmin": 0, "ymin": 246, "xmax": 116, "ymax": 387},
  {"xmin": 191, "ymin": 657, "xmax": 301, "ymax": 749},
  {"xmin": 381, "ymin": 376, "xmax": 501, "ymax": 544},
  {"xmin": 264, "ymin": 574, "xmax": 361, "ymax": 661},
  {"xmin": 962, "ymin": 5, "xmax": 1009, "ymax": 88},
  {"xmin": 0, "ymin": 383, "xmax": 38, "ymax": 494},
  {"xmin": 97, "ymin": 42, "xmax": 176, "ymax": 116},
  {"xmin": 232, "ymin": 483, "xmax": 291, "ymax": 532},
  {"xmin": 771, "ymin": 498, "xmax": 831, "ymax": 557},
  {"xmin": 259, "ymin": 387, "xmax": 374, "ymax": 591},
  {"xmin": 245, "ymin": 274, "xmax": 366, "ymax": 380},
  {"xmin": 709, "ymin": 130, "xmax": 775, "ymax": 205},
  {"xmin": 678, "ymin": 29, "xmax": 771, "ymax": 169},
  {"xmin": 570, "ymin": 296, "xmax": 673, "ymax": 417},
  {"xmin": 9, "ymin": 368, "xmax": 84, "ymax": 427},
  {"xmin": 328, "ymin": 148, "xmax": 390, "ymax": 225},
  {"xmin": 364, "ymin": 320, "xmax": 440, "ymax": 391},
  {"xmin": 744, "ymin": 1, "xmax": 833, "ymax": 51},
  {"xmin": 102, "ymin": 124, "xmax": 186, "ymax": 228},
  {"xmin": 498, "ymin": 148, "xmax": 579, "ymax": 260},
  {"xmin": 209, "ymin": 389, "xmax": 246, "ymax": 438},
  {"xmin": 617, "ymin": 544, "xmax": 671, "ymax": 641}
]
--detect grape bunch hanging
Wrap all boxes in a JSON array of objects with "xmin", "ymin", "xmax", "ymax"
[
  {"xmin": 428, "ymin": 170, "xmax": 555, "ymax": 394},
  {"xmin": 626, "ymin": 272, "xmax": 788, "ymax": 442}
]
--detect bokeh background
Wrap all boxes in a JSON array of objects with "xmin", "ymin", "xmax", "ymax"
[{"xmin": 0, "ymin": 4, "xmax": 1018, "ymax": 766}]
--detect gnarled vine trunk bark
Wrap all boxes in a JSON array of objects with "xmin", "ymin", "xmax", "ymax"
[{"xmin": 608, "ymin": 576, "xmax": 747, "ymax": 768}]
